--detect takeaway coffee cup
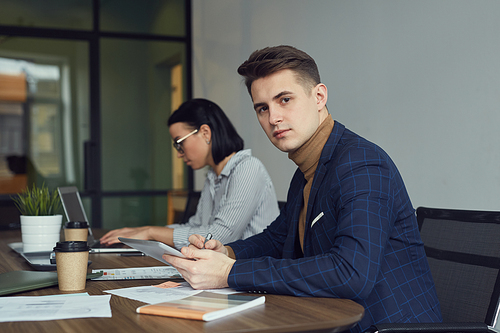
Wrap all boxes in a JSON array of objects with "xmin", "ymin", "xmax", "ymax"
[
  {"xmin": 64, "ymin": 221, "xmax": 89, "ymax": 242},
  {"xmin": 53, "ymin": 241, "xmax": 90, "ymax": 291}
]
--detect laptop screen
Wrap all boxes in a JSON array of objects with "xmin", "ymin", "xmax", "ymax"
[
  {"xmin": 57, "ymin": 186, "xmax": 88, "ymax": 223},
  {"xmin": 57, "ymin": 186, "xmax": 140, "ymax": 253}
]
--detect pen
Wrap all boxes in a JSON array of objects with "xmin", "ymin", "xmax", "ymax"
[{"xmin": 203, "ymin": 233, "xmax": 213, "ymax": 249}]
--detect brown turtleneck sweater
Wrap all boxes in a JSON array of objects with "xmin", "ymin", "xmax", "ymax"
[
  {"xmin": 226, "ymin": 115, "xmax": 334, "ymax": 259},
  {"xmin": 288, "ymin": 115, "xmax": 334, "ymax": 251}
]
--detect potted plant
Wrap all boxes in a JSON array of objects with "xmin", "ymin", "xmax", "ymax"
[{"xmin": 12, "ymin": 184, "xmax": 63, "ymax": 253}]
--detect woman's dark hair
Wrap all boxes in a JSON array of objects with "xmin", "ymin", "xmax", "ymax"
[{"xmin": 167, "ymin": 99, "xmax": 244, "ymax": 165}]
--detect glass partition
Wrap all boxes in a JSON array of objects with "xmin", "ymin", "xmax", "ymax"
[
  {"xmin": 102, "ymin": 196, "xmax": 168, "ymax": 230},
  {"xmin": 0, "ymin": 0, "xmax": 92, "ymax": 30},
  {"xmin": 100, "ymin": 0, "xmax": 186, "ymax": 37},
  {"xmin": 0, "ymin": 0, "xmax": 190, "ymax": 229},
  {"xmin": 100, "ymin": 38, "xmax": 187, "ymax": 192},
  {"xmin": 0, "ymin": 38, "xmax": 90, "ymax": 194}
]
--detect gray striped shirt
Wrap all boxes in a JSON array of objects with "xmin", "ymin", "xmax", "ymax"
[{"xmin": 170, "ymin": 149, "xmax": 279, "ymax": 249}]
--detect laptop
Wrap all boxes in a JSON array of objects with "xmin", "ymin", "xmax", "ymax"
[{"xmin": 58, "ymin": 186, "xmax": 140, "ymax": 253}]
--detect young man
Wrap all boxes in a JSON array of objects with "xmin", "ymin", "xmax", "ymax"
[{"xmin": 164, "ymin": 45, "xmax": 442, "ymax": 332}]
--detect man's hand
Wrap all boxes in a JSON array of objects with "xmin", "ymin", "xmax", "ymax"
[
  {"xmin": 163, "ymin": 244, "xmax": 235, "ymax": 290},
  {"xmin": 187, "ymin": 234, "xmax": 228, "ymax": 255}
]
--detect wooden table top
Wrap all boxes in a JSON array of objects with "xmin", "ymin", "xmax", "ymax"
[{"xmin": 0, "ymin": 229, "xmax": 364, "ymax": 333}]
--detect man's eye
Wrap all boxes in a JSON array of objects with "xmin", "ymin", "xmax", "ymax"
[
  {"xmin": 257, "ymin": 106, "xmax": 268, "ymax": 113},
  {"xmin": 281, "ymin": 97, "xmax": 290, "ymax": 103}
]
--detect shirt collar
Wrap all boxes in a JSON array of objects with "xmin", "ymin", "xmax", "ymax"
[{"xmin": 207, "ymin": 149, "xmax": 251, "ymax": 181}]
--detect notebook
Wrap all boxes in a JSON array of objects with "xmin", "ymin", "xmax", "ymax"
[
  {"xmin": 57, "ymin": 186, "xmax": 140, "ymax": 253},
  {"xmin": 136, "ymin": 291, "xmax": 265, "ymax": 321}
]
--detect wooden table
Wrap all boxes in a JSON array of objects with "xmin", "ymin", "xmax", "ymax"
[{"xmin": 0, "ymin": 229, "xmax": 364, "ymax": 333}]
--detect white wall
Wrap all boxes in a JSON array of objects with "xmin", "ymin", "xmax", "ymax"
[{"xmin": 192, "ymin": 0, "xmax": 500, "ymax": 211}]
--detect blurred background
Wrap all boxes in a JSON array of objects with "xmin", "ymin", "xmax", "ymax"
[
  {"xmin": 0, "ymin": 0, "xmax": 191, "ymax": 230},
  {"xmin": 1, "ymin": 0, "xmax": 499, "ymax": 231}
]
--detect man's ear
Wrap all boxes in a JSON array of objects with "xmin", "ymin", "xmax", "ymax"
[
  {"xmin": 315, "ymin": 83, "xmax": 328, "ymax": 111},
  {"xmin": 199, "ymin": 124, "xmax": 212, "ymax": 142}
]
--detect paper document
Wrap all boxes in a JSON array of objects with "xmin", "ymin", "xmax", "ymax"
[
  {"xmin": 92, "ymin": 266, "xmax": 181, "ymax": 280},
  {"xmin": 0, "ymin": 294, "xmax": 112, "ymax": 322},
  {"xmin": 105, "ymin": 281, "xmax": 238, "ymax": 304},
  {"xmin": 105, "ymin": 282, "xmax": 201, "ymax": 304}
]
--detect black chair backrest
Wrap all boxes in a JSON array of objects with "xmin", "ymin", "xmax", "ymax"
[
  {"xmin": 417, "ymin": 207, "xmax": 500, "ymax": 326},
  {"xmin": 180, "ymin": 191, "xmax": 201, "ymax": 224}
]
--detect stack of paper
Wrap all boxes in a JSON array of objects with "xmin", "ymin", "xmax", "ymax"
[{"xmin": 0, "ymin": 294, "xmax": 112, "ymax": 322}]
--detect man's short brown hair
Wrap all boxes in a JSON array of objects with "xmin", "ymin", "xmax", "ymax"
[{"xmin": 237, "ymin": 45, "xmax": 321, "ymax": 96}]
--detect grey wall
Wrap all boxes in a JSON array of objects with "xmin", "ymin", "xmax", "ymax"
[{"xmin": 192, "ymin": 0, "xmax": 500, "ymax": 211}]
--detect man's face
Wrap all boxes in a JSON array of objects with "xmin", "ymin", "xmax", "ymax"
[{"xmin": 251, "ymin": 69, "xmax": 327, "ymax": 153}]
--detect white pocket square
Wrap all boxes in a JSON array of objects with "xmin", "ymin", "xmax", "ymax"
[{"xmin": 311, "ymin": 212, "xmax": 324, "ymax": 227}]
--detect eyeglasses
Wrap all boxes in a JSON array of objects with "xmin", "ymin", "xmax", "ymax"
[{"xmin": 173, "ymin": 129, "xmax": 198, "ymax": 154}]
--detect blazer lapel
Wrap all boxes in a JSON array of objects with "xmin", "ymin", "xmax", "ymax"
[
  {"xmin": 303, "ymin": 121, "xmax": 345, "ymax": 252},
  {"xmin": 282, "ymin": 170, "xmax": 306, "ymax": 259}
]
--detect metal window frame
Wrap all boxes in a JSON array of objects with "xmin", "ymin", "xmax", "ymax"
[{"xmin": 0, "ymin": 0, "xmax": 193, "ymax": 228}]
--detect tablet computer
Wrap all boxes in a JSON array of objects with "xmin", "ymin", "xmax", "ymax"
[{"xmin": 118, "ymin": 238, "xmax": 186, "ymax": 265}]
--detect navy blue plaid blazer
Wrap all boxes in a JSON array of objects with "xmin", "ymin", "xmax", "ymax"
[{"xmin": 227, "ymin": 120, "xmax": 442, "ymax": 332}]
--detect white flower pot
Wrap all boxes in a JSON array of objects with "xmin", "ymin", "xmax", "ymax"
[{"xmin": 20, "ymin": 215, "xmax": 63, "ymax": 253}]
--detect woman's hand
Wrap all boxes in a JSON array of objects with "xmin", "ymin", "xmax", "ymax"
[
  {"xmin": 100, "ymin": 226, "xmax": 174, "ymax": 247},
  {"xmin": 99, "ymin": 226, "xmax": 152, "ymax": 245}
]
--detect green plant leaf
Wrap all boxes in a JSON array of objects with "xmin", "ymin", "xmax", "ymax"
[{"xmin": 11, "ymin": 183, "xmax": 62, "ymax": 217}]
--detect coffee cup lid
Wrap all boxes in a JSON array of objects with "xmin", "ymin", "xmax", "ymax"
[
  {"xmin": 64, "ymin": 221, "xmax": 89, "ymax": 229},
  {"xmin": 53, "ymin": 241, "xmax": 90, "ymax": 252}
]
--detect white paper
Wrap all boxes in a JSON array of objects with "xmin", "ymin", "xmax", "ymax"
[
  {"xmin": 0, "ymin": 294, "xmax": 112, "ymax": 322},
  {"xmin": 92, "ymin": 266, "xmax": 181, "ymax": 280},
  {"xmin": 105, "ymin": 281, "xmax": 238, "ymax": 304},
  {"xmin": 105, "ymin": 281, "xmax": 201, "ymax": 304}
]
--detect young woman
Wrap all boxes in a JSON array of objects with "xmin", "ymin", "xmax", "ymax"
[{"xmin": 99, "ymin": 99, "xmax": 279, "ymax": 249}]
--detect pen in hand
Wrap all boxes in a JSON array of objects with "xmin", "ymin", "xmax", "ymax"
[{"xmin": 202, "ymin": 233, "xmax": 213, "ymax": 249}]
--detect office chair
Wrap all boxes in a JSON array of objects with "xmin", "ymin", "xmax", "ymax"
[
  {"xmin": 365, "ymin": 206, "xmax": 500, "ymax": 333},
  {"xmin": 0, "ymin": 200, "xmax": 21, "ymax": 230}
]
